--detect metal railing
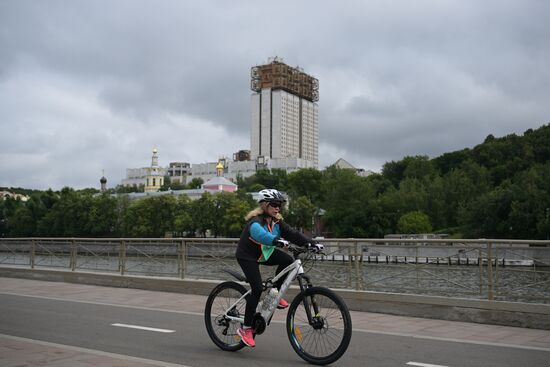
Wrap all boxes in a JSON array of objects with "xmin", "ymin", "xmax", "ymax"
[{"xmin": 1, "ymin": 237, "xmax": 549, "ymax": 303}]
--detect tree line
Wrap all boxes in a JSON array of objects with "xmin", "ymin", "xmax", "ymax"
[{"xmin": 1, "ymin": 123, "xmax": 549, "ymax": 239}]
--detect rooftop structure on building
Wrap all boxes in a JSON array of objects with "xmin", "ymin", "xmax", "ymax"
[
  {"xmin": 233, "ymin": 149, "xmax": 251, "ymax": 162},
  {"xmin": 190, "ymin": 155, "xmax": 316, "ymax": 183},
  {"xmin": 167, "ymin": 162, "xmax": 190, "ymax": 185},
  {"xmin": 0, "ymin": 191, "xmax": 29, "ymax": 202},
  {"xmin": 201, "ymin": 161, "xmax": 237, "ymax": 192},
  {"xmin": 332, "ymin": 158, "xmax": 375, "ymax": 177},
  {"xmin": 121, "ymin": 149, "xmax": 174, "ymax": 190},
  {"xmin": 100, "ymin": 170, "xmax": 107, "ymax": 192},
  {"xmin": 250, "ymin": 57, "xmax": 319, "ymax": 168},
  {"xmin": 118, "ymin": 162, "xmax": 238, "ymax": 202}
]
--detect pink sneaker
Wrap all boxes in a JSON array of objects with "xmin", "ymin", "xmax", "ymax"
[
  {"xmin": 237, "ymin": 327, "xmax": 255, "ymax": 347},
  {"xmin": 277, "ymin": 298, "xmax": 289, "ymax": 309}
]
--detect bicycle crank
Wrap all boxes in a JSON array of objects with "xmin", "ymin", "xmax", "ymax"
[{"xmin": 252, "ymin": 312, "xmax": 266, "ymax": 335}]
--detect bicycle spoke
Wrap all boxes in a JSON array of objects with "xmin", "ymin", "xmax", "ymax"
[
  {"xmin": 289, "ymin": 292, "xmax": 346, "ymax": 358},
  {"xmin": 205, "ymin": 282, "xmax": 247, "ymax": 351}
]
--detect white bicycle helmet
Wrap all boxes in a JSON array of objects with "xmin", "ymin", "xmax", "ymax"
[{"xmin": 257, "ymin": 189, "xmax": 286, "ymax": 204}]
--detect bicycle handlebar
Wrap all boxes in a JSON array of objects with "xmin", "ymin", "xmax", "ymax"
[{"xmin": 275, "ymin": 241, "xmax": 325, "ymax": 256}]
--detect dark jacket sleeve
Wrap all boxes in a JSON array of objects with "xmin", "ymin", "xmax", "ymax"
[{"xmin": 278, "ymin": 221, "xmax": 312, "ymax": 247}]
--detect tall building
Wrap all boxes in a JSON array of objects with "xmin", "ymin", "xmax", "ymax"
[{"xmin": 250, "ymin": 57, "xmax": 319, "ymax": 167}]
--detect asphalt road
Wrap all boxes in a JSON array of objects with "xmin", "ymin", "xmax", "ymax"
[{"xmin": 0, "ymin": 294, "xmax": 548, "ymax": 367}]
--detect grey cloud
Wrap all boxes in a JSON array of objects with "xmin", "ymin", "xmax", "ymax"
[{"xmin": 1, "ymin": 0, "xmax": 550, "ymax": 188}]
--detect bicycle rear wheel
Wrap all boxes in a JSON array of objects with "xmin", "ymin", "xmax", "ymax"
[
  {"xmin": 204, "ymin": 281, "xmax": 247, "ymax": 351},
  {"xmin": 286, "ymin": 286, "xmax": 352, "ymax": 365}
]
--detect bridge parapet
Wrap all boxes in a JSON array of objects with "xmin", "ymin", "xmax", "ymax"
[{"xmin": 1, "ymin": 237, "xmax": 549, "ymax": 303}]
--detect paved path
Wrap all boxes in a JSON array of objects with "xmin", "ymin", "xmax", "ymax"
[{"xmin": 1, "ymin": 277, "xmax": 549, "ymax": 366}]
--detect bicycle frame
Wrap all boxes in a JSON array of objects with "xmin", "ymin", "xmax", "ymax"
[{"xmin": 223, "ymin": 256, "xmax": 317, "ymax": 325}]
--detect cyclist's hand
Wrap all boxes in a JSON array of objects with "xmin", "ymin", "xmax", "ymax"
[
  {"xmin": 275, "ymin": 238, "xmax": 290, "ymax": 248},
  {"xmin": 309, "ymin": 242, "xmax": 324, "ymax": 253}
]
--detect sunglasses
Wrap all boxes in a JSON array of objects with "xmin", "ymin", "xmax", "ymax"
[{"xmin": 268, "ymin": 202, "xmax": 282, "ymax": 209}]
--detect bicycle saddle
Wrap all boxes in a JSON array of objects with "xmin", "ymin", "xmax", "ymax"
[{"xmin": 223, "ymin": 268, "xmax": 248, "ymax": 282}]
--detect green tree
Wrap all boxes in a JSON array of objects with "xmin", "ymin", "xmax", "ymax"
[
  {"xmin": 397, "ymin": 211, "xmax": 432, "ymax": 234},
  {"xmin": 507, "ymin": 163, "xmax": 550, "ymax": 239},
  {"xmin": 173, "ymin": 195, "xmax": 194, "ymax": 237},
  {"xmin": 462, "ymin": 186, "xmax": 514, "ymax": 238},
  {"xmin": 160, "ymin": 176, "xmax": 187, "ymax": 191},
  {"xmin": 160, "ymin": 176, "xmax": 171, "ymax": 191},
  {"xmin": 8, "ymin": 206, "xmax": 36, "ymax": 236},
  {"xmin": 1, "ymin": 197, "xmax": 25, "ymax": 236},
  {"xmin": 114, "ymin": 184, "xmax": 144, "ymax": 193},
  {"xmin": 216, "ymin": 193, "xmax": 254, "ymax": 237},
  {"xmin": 124, "ymin": 195, "xmax": 177, "ymax": 237},
  {"xmin": 287, "ymin": 168, "xmax": 324, "ymax": 205},
  {"xmin": 403, "ymin": 155, "xmax": 435, "ymax": 179},
  {"xmin": 321, "ymin": 168, "xmax": 376, "ymax": 237},
  {"xmin": 87, "ymin": 193, "xmax": 118, "ymax": 236},
  {"xmin": 36, "ymin": 188, "xmax": 94, "ymax": 237},
  {"xmin": 190, "ymin": 192, "xmax": 215, "ymax": 237},
  {"xmin": 382, "ymin": 156, "xmax": 431, "ymax": 187},
  {"xmin": 248, "ymin": 183, "xmax": 265, "ymax": 192},
  {"xmin": 432, "ymin": 149, "xmax": 470, "ymax": 175},
  {"xmin": 211, "ymin": 192, "xmax": 238, "ymax": 237},
  {"xmin": 254, "ymin": 169, "xmax": 288, "ymax": 190},
  {"xmin": 285, "ymin": 196, "xmax": 316, "ymax": 232},
  {"xmin": 8, "ymin": 195, "xmax": 47, "ymax": 236},
  {"xmin": 187, "ymin": 178, "xmax": 204, "ymax": 189}
]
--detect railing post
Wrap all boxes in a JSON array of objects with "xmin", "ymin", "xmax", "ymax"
[
  {"xmin": 354, "ymin": 241, "xmax": 361, "ymax": 290},
  {"xmin": 119, "ymin": 240, "xmax": 126, "ymax": 275},
  {"xmin": 70, "ymin": 239, "xmax": 76, "ymax": 271},
  {"xmin": 31, "ymin": 239, "xmax": 36, "ymax": 269},
  {"xmin": 487, "ymin": 242, "xmax": 494, "ymax": 300},
  {"xmin": 415, "ymin": 245, "xmax": 419, "ymax": 288},
  {"xmin": 179, "ymin": 240, "xmax": 186, "ymax": 279},
  {"xmin": 478, "ymin": 247, "xmax": 483, "ymax": 295},
  {"xmin": 344, "ymin": 242, "xmax": 352, "ymax": 289},
  {"xmin": 494, "ymin": 246, "xmax": 499, "ymax": 290}
]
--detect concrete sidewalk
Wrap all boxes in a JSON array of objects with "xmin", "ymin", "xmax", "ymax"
[{"xmin": 1, "ymin": 277, "xmax": 550, "ymax": 367}]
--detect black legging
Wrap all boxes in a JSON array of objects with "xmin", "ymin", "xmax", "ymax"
[{"xmin": 237, "ymin": 249, "xmax": 294, "ymax": 327}]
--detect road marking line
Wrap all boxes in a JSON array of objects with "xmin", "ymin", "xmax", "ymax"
[
  {"xmin": 353, "ymin": 326, "xmax": 550, "ymax": 352},
  {"xmin": 407, "ymin": 362, "xmax": 449, "ymax": 367},
  {"xmin": 4, "ymin": 292, "xmax": 550, "ymax": 353},
  {"xmin": 0, "ymin": 333, "xmax": 192, "ymax": 367},
  {"xmin": 111, "ymin": 323, "xmax": 175, "ymax": 333}
]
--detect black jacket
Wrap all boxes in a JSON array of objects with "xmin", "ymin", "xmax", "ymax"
[{"xmin": 236, "ymin": 215, "xmax": 312, "ymax": 262}]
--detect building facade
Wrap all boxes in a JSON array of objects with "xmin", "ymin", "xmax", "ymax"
[
  {"xmin": 144, "ymin": 148, "xmax": 164, "ymax": 192},
  {"xmin": 167, "ymin": 162, "xmax": 190, "ymax": 185},
  {"xmin": 250, "ymin": 58, "xmax": 319, "ymax": 167},
  {"xmin": 121, "ymin": 149, "xmax": 167, "ymax": 191}
]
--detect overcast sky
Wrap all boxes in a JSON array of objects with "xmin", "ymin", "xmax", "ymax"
[{"xmin": 1, "ymin": 0, "xmax": 549, "ymax": 190}]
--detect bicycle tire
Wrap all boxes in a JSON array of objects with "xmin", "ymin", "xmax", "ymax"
[
  {"xmin": 204, "ymin": 281, "xmax": 247, "ymax": 351},
  {"xmin": 286, "ymin": 286, "xmax": 352, "ymax": 365}
]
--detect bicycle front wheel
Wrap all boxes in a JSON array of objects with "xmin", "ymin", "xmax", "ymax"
[
  {"xmin": 286, "ymin": 286, "xmax": 352, "ymax": 365},
  {"xmin": 204, "ymin": 281, "xmax": 247, "ymax": 351}
]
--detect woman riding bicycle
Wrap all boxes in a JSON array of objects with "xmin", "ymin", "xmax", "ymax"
[{"xmin": 235, "ymin": 188, "xmax": 322, "ymax": 347}]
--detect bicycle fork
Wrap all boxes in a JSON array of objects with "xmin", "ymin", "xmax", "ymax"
[{"xmin": 296, "ymin": 275, "xmax": 324, "ymax": 328}]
